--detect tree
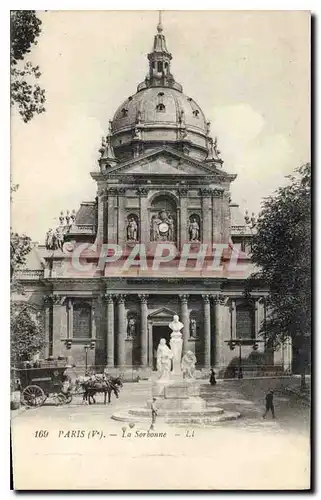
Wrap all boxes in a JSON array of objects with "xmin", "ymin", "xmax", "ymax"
[
  {"xmin": 11, "ymin": 303, "xmax": 45, "ymax": 365},
  {"xmin": 11, "ymin": 10, "xmax": 45, "ymax": 122},
  {"xmin": 10, "ymin": 184, "xmax": 32, "ymax": 280},
  {"xmin": 250, "ymin": 163, "xmax": 311, "ymax": 389}
]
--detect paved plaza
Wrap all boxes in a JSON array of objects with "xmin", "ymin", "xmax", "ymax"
[
  {"xmin": 11, "ymin": 377, "xmax": 310, "ymax": 490},
  {"xmin": 12, "ymin": 379, "xmax": 309, "ymax": 489}
]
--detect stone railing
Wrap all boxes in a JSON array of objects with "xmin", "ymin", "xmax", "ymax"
[
  {"xmin": 14, "ymin": 270, "xmax": 44, "ymax": 280},
  {"xmin": 68, "ymin": 224, "xmax": 95, "ymax": 234}
]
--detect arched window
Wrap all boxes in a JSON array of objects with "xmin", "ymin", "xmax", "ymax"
[
  {"xmin": 157, "ymin": 61, "xmax": 163, "ymax": 72},
  {"xmin": 236, "ymin": 302, "xmax": 255, "ymax": 339},
  {"xmin": 73, "ymin": 300, "xmax": 92, "ymax": 338}
]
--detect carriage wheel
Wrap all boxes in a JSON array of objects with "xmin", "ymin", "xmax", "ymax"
[
  {"xmin": 53, "ymin": 393, "xmax": 66, "ymax": 406},
  {"xmin": 64, "ymin": 393, "xmax": 73, "ymax": 404},
  {"xmin": 22, "ymin": 385, "xmax": 46, "ymax": 407}
]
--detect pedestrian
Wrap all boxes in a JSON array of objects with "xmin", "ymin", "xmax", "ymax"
[
  {"xmin": 263, "ymin": 390, "xmax": 276, "ymax": 419},
  {"xmin": 209, "ymin": 368, "xmax": 217, "ymax": 385},
  {"xmin": 150, "ymin": 397, "xmax": 158, "ymax": 430}
]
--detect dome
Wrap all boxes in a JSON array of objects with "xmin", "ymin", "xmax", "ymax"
[
  {"xmin": 111, "ymin": 87, "xmax": 209, "ymax": 161},
  {"xmin": 106, "ymin": 15, "xmax": 216, "ymax": 163}
]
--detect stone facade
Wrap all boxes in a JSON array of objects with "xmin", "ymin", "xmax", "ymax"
[{"xmin": 13, "ymin": 18, "xmax": 293, "ymax": 376}]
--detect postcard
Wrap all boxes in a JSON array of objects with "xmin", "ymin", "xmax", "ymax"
[{"xmin": 10, "ymin": 10, "xmax": 311, "ymax": 490}]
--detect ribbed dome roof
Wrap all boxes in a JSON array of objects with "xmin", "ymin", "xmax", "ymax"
[{"xmin": 112, "ymin": 87, "xmax": 207, "ymax": 135}]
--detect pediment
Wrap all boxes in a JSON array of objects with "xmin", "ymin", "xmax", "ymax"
[
  {"xmin": 148, "ymin": 307, "xmax": 178, "ymax": 319},
  {"xmin": 105, "ymin": 147, "xmax": 220, "ymax": 177}
]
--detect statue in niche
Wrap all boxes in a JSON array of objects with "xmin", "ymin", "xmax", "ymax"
[
  {"xmin": 127, "ymin": 318, "xmax": 136, "ymax": 339},
  {"xmin": 189, "ymin": 217, "xmax": 200, "ymax": 242},
  {"xmin": 127, "ymin": 216, "xmax": 138, "ymax": 241},
  {"xmin": 190, "ymin": 317, "xmax": 197, "ymax": 338},
  {"xmin": 151, "ymin": 214, "xmax": 161, "ymax": 241},
  {"xmin": 156, "ymin": 338, "xmax": 173, "ymax": 381},
  {"xmin": 168, "ymin": 213, "xmax": 174, "ymax": 241}
]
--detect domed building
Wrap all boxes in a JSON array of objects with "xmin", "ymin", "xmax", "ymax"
[{"xmin": 15, "ymin": 15, "xmax": 292, "ymax": 377}]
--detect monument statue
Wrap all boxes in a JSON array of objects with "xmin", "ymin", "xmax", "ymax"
[
  {"xmin": 156, "ymin": 338, "xmax": 173, "ymax": 381},
  {"xmin": 181, "ymin": 351, "xmax": 197, "ymax": 380},
  {"xmin": 189, "ymin": 218, "xmax": 200, "ymax": 242},
  {"xmin": 169, "ymin": 315, "xmax": 184, "ymax": 376}
]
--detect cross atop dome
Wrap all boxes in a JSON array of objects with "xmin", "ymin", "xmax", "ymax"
[{"xmin": 157, "ymin": 10, "xmax": 163, "ymax": 33}]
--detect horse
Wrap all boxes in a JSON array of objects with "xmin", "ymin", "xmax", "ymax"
[{"xmin": 77, "ymin": 375, "xmax": 123, "ymax": 405}]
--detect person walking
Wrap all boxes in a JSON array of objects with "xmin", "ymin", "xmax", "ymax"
[
  {"xmin": 150, "ymin": 397, "xmax": 158, "ymax": 430},
  {"xmin": 263, "ymin": 390, "xmax": 276, "ymax": 419},
  {"xmin": 209, "ymin": 368, "xmax": 217, "ymax": 385}
]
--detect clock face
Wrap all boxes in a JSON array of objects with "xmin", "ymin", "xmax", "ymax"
[{"xmin": 159, "ymin": 222, "xmax": 169, "ymax": 234}]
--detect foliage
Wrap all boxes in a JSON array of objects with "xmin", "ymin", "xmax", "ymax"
[
  {"xmin": 10, "ymin": 183, "xmax": 32, "ymax": 280},
  {"xmin": 250, "ymin": 163, "xmax": 311, "ymax": 352},
  {"xmin": 10, "ymin": 10, "xmax": 45, "ymax": 122},
  {"xmin": 10, "ymin": 231, "xmax": 32, "ymax": 280},
  {"xmin": 11, "ymin": 303, "xmax": 45, "ymax": 365}
]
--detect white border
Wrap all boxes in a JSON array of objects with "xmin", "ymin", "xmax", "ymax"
[{"xmin": 2, "ymin": 2, "xmax": 318, "ymax": 498}]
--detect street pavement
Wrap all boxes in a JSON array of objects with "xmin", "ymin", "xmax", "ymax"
[{"xmin": 11, "ymin": 377, "xmax": 310, "ymax": 490}]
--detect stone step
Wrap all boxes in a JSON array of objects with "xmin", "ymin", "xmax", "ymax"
[
  {"xmin": 128, "ymin": 407, "xmax": 224, "ymax": 417},
  {"xmin": 166, "ymin": 411, "xmax": 241, "ymax": 425}
]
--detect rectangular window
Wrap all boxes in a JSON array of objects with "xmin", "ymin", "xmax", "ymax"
[
  {"xmin": 236, "ymin": 306, "xmax": 255, "ymax": 339},
  {"xmin": 73, "ymin": 300, "xmax": 92, "ymax": 338}
]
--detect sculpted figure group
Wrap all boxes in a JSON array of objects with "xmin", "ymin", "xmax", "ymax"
[{"xmin": 45, "ymin": 227, "xmax": 65, "ymax": 251}]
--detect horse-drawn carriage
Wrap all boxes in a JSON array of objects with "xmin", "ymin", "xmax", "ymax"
[{"xmin": 17, "ymin": 362, "xmax": 73, "ymax": 407}]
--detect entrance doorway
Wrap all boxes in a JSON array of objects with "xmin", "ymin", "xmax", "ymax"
[{"xmin": 152, "ymin": 325, "xmax": 171, "ymax": 370}]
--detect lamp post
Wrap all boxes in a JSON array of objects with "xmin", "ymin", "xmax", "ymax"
[
  {"xmin": 84, "ymin": 344, "xmax": 89, "ymax": 375},
  {"xmin": 226, "ymin": 339, "xmax": 259, "ymax": 379}
]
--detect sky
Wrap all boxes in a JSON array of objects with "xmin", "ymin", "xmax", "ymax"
[{"xmin": 11, "ymin": 10, "xmax": 310, "ymax": 243}]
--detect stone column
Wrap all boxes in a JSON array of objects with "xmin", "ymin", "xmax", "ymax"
[
  {"xmin": 91, "ymin": 299, "xmax": 97, "ymax": 340},
  {"xmin": 52, "ymin": 294, "xmax": 66, "ymax": 357},
  {"xmin": 105, "ymin": 294, "xmax": 115, "ymax": 367},
  {"xmin": 95, "ymin": 189, "xmax": 107, "ymax": 245},
  {"xmin": 116, "ymin": 294, "xmax": 126, "ymax": 367},
  {"xmin": 222, "ymin": 191, "xmax": 231, "ymax": 244},
  {"xmin": 231, "ymin": 299, "xmax": 236, "ymax": 338},
  {"xmin": 139, "ymin": 294, "xmax": 149, "ymax": 367},
  {"xmin": 212, "ymin": 294, "xmax": 226, "ymax": 369},
  {"xmin": 212, "ymin": 189, "xmax": 224, "ymax": 244},
  {"xmin": 179, "ymin": 294, "xmax": 189, "ymax": 353},
  {"xmin": 137, "ymin": 188, "xmax": 149, "ymax": 245},
  {"xmin": 66, "ymin": 298, "xmax": 73, "ymax": 339},
  {"xmin": 43, "ymin": 296, "xmax": 52, "ymax": 358},
  {"xmin": 178, "ymin": 187, "xmax": 188, "ymax": 249},
  {"xmin": 107, "ymin": 188, "xmax": 117, "ymax": 244},
  {"xmin": 202, "ymin": 294, "xmax": 211, "ymax": 368},
  {"xmin": 117, "ymin": 188, "xmax": 126, "ymax": 246},
  {"xmin": 200, "ymin": 188, "xmax": 212, "ymax": 245}
]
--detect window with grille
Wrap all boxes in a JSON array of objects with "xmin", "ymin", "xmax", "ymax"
[
  {"xmin": 236, "ymin": 303, "xmax": 255, "ymax": 339},
  {"xmin": 73, "ymin": 301, "xmax": 92, "ymax": 338}
]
